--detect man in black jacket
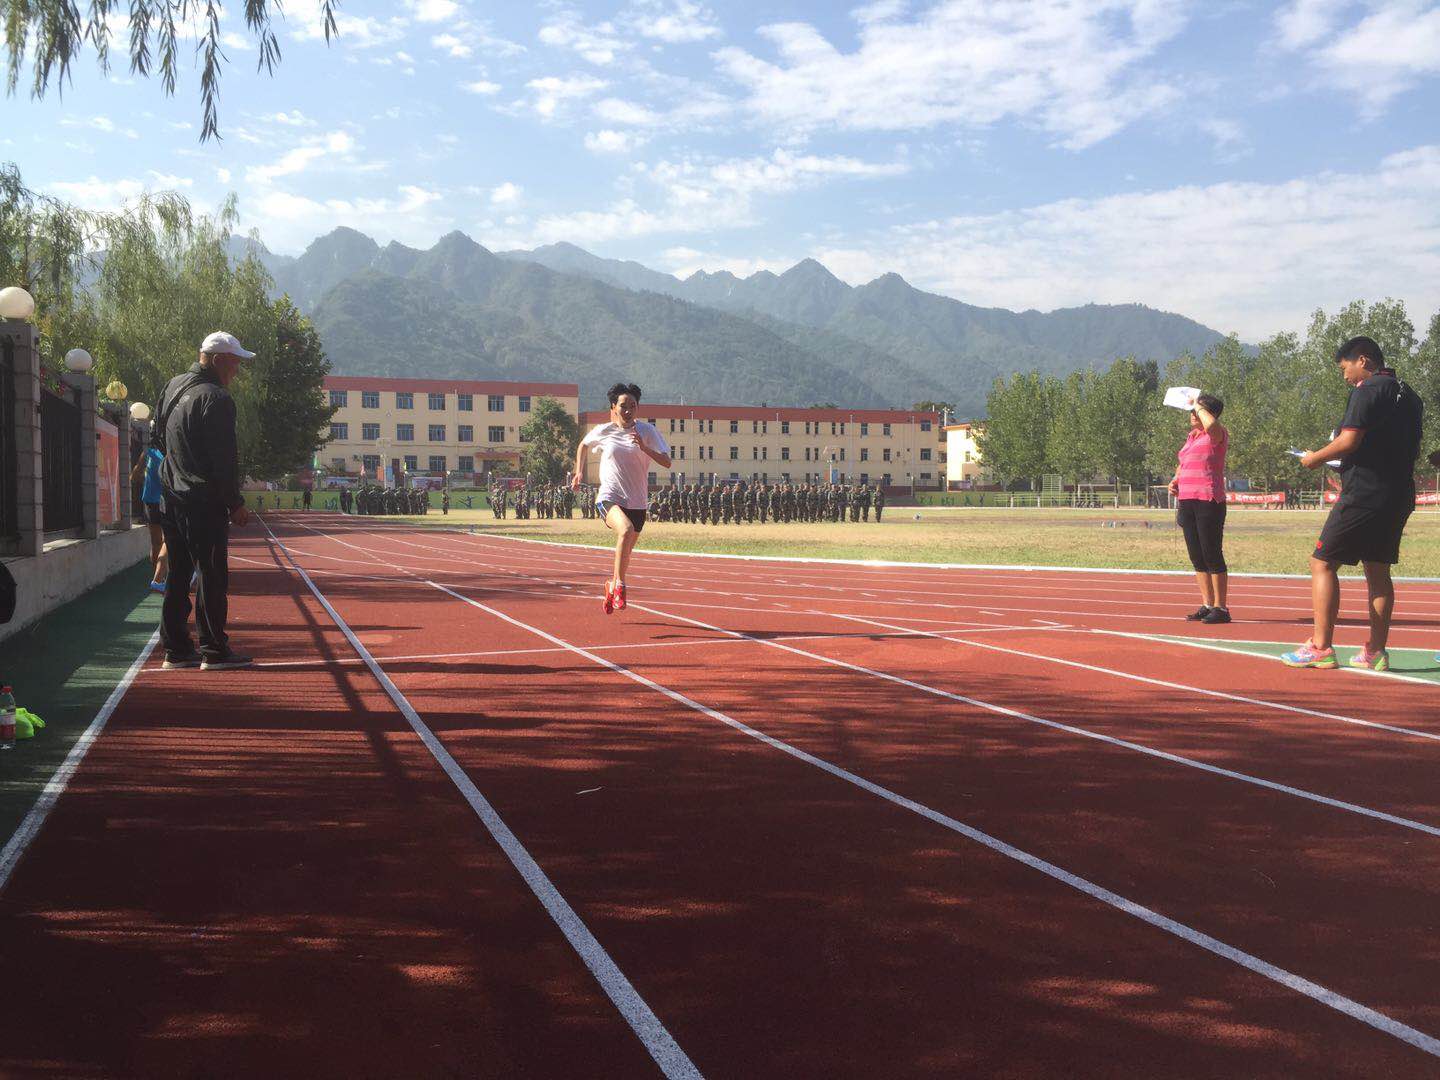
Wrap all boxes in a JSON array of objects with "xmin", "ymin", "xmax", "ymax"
[{"xmin": 151, "ymin": 332, "xmax": 255, "ymax": 671}]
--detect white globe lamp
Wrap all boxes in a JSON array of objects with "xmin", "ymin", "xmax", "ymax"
[
  {"xmin": 0, "ymin": 286, "xmax": 36, "ymax": 320},
  {"xmin": 64, "ymin": 348, "xmax": 94, "ymax": 373},
  {"xmin": 130, "ymin": 401, "xmax": 152, "ymax": 422}
]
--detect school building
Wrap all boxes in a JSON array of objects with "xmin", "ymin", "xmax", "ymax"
[
  {"xmin": 320, "ymin": 376, "xmax": 580, "ymax": 479},
  {"xmin": 579, "ymin": 405, "xmax": 946, "ymax": 491},
  {"xmin": 944, "ymin": 421, "xmax": 990, "ymax": 487}
]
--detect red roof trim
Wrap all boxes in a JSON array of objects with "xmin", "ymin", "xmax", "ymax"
[
  {"xmin": 580, "ymin": 405, "xmax": 941, "ymax": 424},
  {"xmin": 325, "ymin": 376, "xmax": 578, "ymax": 396}
]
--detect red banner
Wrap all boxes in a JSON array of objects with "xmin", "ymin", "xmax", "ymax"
[
  {"xmin": 96, "ymin": 415, "xmax": 119, "ymax": 525},
  {"xmin": 1323, "ymin": 491, "xmax": 1440, "ymax": 504},
  {"xmin": 1224, "ymin": 491, "xmax": 1285, "ymax": 504}
]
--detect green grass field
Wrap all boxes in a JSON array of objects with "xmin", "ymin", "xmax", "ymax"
[{"xmin": 275, "ymin": 503, "xmax": 1440, "ymax": 577}]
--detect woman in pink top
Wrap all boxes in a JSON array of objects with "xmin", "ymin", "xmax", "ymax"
[{"xmin": 1167, "ymin": 394, "xmax": 1230, "ymax": 624}]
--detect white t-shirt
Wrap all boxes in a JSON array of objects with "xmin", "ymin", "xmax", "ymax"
[{"xmin": 583, "ymin": 421, "xmax": 670, "ymax": 509}]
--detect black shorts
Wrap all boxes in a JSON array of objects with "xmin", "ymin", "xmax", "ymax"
[
  {"xmin": 1176, "ymin": 498, "xmax": 1227, "ymax": 573},
  {"xmin": 597, "ymin": 501, "xmax": 646, "ymax": 534},
  {"xmin": 144, "ymin": 503, "xmax": 165, "ymax": 526},
  {"xmin": 1314, "ymin": 499, "xmax": 1413, "ymax": 565}
]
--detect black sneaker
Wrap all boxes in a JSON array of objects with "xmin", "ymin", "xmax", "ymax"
[
  {"xmin": 162, "ymin": 650, "xmax": 203, "ymax": 669},
  {"xmin": 201, "ymin": 652, "xmax": 255, "ymax": 671},
  {"xmin": 1201, "ymin": 607, "xmax": 1232, "ymax": 624},
  {"xmin": 1184, "ymin": 606, "xmax": 1212, "ymax": 621}
]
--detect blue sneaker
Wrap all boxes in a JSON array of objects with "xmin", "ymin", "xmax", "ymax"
[
  {"xmin": 148, "ymin": 579, "xmax": 166, "ymax": 594},
  {"xmin": 1280, "ymin": 641, "xmax": 1337, "ymax": 669}
]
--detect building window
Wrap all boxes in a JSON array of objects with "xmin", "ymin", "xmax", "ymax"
[
  {"xmin": 830, "ymin": 422, "xmax": 837, "ymax": 435},
  {"xmin": 804, "ymin": 447, "xmax": 811, "ymax": 461},
  {"xmin": 840, "ymin": 423, "xmax": 846, "ymax": 435},
  {"xmin": 458, "ymin": 424, "xmax": 473, "ymax": 442},
  {"xmin": 488, "ymin": 425, "xmax": 505, "ymax": 442},
  {"xmin": 781, "ymin": 421, "xmax": 790, "ymax": 435},
  {"xmin": 921, "ymin": 472, "xmax": 932, "ymax": 480},
  {"xmin": 330, "ymin": 422, "xmax": 348, "ymax": 440},
  {"xmin": 882, "ymin": 422, "xmax": 891, "ymax": 436},
  {"xmin": 730, "ymin": 420, "xmax": 739, "ymax": 434},
  {"xmin": 669, "ymin": 419, "xmax": 676, "ymax": 433},
  {"xmin": 429, "ymin": 455, "xmax": 447, "ymax": 472},
  {"xmin": 362, "ymin": 390, "xmax": 380, "ymax": 409},
  {"xmin": 920, "ymin": 420, "xmax": 932, "ymax": 432},
  {"xmin": 457, "ymin": 455, "xmax": 474, "ymax": 472},
  {"xmin": 429, "ymin": 425, "xmax": 446, "ymax": 441},
  {"xmin": 883, "ymin": 448, "xmax": 891, "ymax": 462},
  {"xmin": 920, "ymin": 448, "xmax": 932, "ymax": 461},
  {"xmin": 488, "ymin": 395, "xmax": 505, "ymax": 412},
  {"xmin": 839, "ymin": 448, "xmax": 846, "ymax": 461},
  {"xmin": 677, "ymin": 445, "xmax": 685, "ymax": 459},
  {"xmin": 781, "ymin": 447, "xmax": 790, "ymax": 460},
  {"xmin": 396, "ymin": 392, "xmax": 414, "ymax": 410},
  {"xmin": 860, "ymin": 422, "xmax": 869, "ymax": 436},
  {"xmin": 457, "ymin": 393, "xmax": 473, "ymax": 411},
  {"xmin": 648, "ymin": 472, "xmax": 658, "ymax": 486},
  {"xmin": 860, "ymin": 448, "xmax": 869, "ymax": 462},
  {"xmin": 362, "ymin": 423, "xmax": 380, "ymax": 440},
  {"xmin": 362, "ymin": 454, "xmax": 380, "ymax": 472},
  {"xmin": 752, "ymin": 446, "xmax": 759, "ymax": 460},
  {"xmin": 396, "ymin": 424, "xmax": 414, "ymax": 441},
  {"xmin": 518, "ymin": 429, "xmax": 531, "ymax": 443},
  {"xmin": 519, "ymin": 396, "xmax": 531, "ymax": 412},
  {"xmin": 883, "ymin": 473, "xmax": 892, "ymax": 486},
  {"xmin": 860, "ymin": 473, "xmax": 869, "ymax": 484},
  {"xmin": 730, "ymin": 446, "xmax": 739, "ymax": 460},
  {"xmin": 428, "ymin": 392, "xmax": 446, "ymax": 410},
  {"xmin": 404, "ymin": 455, "xmax": 418, "ymax": 472},
  {"xmin": 329, "ymin": 389, "xmax": 348, "ymax": 407},
  {"xmin": 679, "ymin": 419, "xmax": 686, "ymax": 432},
  {"xmin": 761, "ymin": 447, "xmax": 767, "ymax": 460},
  {"xmin": 751, "ymin": 421, "xmax": 759, "ymax": 434}
]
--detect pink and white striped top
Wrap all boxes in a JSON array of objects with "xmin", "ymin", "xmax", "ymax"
[{"xmin": 1176, "ymin": 426, "xmax": 1227, "ymax": 502}]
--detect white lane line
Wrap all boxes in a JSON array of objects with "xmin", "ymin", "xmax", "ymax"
[
  {"xmin": 261, "ymin": 521, "xmax": 702, "ymax": 1080},
  {"xmin": 424, "ymin": 578, "xmax": 1440, "ymax": 1062},
  {"xmin": 1088, "ymin": 630, "xmax": 1440, "ymax": 690},
  {"xmin": 816, "ymin": 612, "xmax": 1440, "ymax": 745},
  {"xmin": 0, "ymin": 630, "xmax": 160, "ymax": 894},
  {"xmin": 627, "ymin": 602, "xmax": 1440, "ymax": 839}
]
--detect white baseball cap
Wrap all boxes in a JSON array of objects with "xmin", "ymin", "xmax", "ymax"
[{"xmin": 200, "ymin": 331, "xmax": 255, "ymax": 359}]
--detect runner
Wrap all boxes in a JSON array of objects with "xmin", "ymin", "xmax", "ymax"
[
  {"xmin": 572, "ymin": 382, "xmax": 671, "ymax": 614},
  {"xmin": 1168, "ymin": 393, "xmax": 1231, "ymax": 624}
]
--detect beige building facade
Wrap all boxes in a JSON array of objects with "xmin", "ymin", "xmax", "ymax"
[
  {"xmin": 580, "ymin": 405, "xmax": 945, "ymax": 491},
  {"xmin": 321, "ymin": 376, "xmax": 579, "ymax": 480},
  {"xmin": 944, "ymin": 421, "xmax": 989, "ymax": 487}
]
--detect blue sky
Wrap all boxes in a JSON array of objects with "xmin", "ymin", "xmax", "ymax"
[{"xmin": 3, "ymin": 0, "xmax": 1439, "ymax": 340}]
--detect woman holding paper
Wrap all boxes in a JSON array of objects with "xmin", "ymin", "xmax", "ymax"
[{"xmin": 1167, "ymin": 393, "xmax": 1231, "ymax": 623}]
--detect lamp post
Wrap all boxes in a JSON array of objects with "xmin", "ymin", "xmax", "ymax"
[
  {"xmin": 0, "ymin": 286, "xmax": 36, "ymax": 321},
  {"xmin": 64, "ymin": 348, "xmax": 94, "ymax": 373}
]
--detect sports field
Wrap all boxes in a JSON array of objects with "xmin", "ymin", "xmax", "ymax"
[{"xmin": 2, "ymin": 509, "xmax": 1439, "ymax": 1076}]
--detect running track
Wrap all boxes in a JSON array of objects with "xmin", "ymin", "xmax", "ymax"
[{"xmin": 2, "ymin": 510, "xmax": 1438, "ymax": 1077}]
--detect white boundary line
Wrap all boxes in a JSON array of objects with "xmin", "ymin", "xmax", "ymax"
[
  {"xmin": 260, "ymin": 520, "xmax": 701, "ymax": 1080},
  {"xmin": 0, "ymin": 630, "xmax": 160, "ymax": 894},
  {"xmin": 622, "ymin": 600, "xmax": 1440, "ymax": 839},
  {"xmin": 423, "ymin": 577, "xmax": 1440, "ymax": 1062}
]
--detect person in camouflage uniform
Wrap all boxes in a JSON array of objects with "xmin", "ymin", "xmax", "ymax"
[{"xmin": 873, "ymin": 485, "xmax": 885, "ymax": 522}]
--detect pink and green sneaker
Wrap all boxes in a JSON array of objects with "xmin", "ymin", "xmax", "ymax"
[
  {"xmin": 1350, "ymin": 647, "xmax": 1390, "ymax": 671},
  {"xmin": 1281, "ymin": 640, "xmax": 1337, "ymax": 669}
]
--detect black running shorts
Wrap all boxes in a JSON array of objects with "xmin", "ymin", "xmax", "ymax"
[
  {"xmin": 1314, "ymin": 499, "xmax": 1413, "ymax": 565},
  {"xmin": 597, "ymin": 501, "xmax": 647, "ymax": 534}
]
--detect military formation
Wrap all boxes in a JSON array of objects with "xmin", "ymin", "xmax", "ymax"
[
  {"xmin": 487, "ymin": 481, "xmax": 596, "ymax": 519},
  {"xmin": 646, "ymin": 481, "xmax": 885, "ymax": 524},
  {"xmin": 340, "ymin": 484, "xmax": 432, "ymax": 515}
]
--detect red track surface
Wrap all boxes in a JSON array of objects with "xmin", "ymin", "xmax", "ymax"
[{"xmin": 2, "ymin": 510, "xmax": 1438, "ymax": 1078}]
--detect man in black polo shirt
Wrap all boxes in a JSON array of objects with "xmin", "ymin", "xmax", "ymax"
[
  {"xmin": 151, "ymin": 331, "xmax": 256, "ymax": 671},
  {"xmin": 1283, "ymin": 336, "xmax": 1423, "ymax": 671}
]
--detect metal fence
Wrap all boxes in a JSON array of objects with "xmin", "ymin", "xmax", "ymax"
[
  {"xmin": 41, "ymin": 381, "xmax": 83, "ymax": 532},
  {"xmin": 0, "ymin": 337, "xmax": 16, "ymax": 542}
]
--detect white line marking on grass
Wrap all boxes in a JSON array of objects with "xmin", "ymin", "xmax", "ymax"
[
  {"xmin": 625, "ymin": 602, "xmax": 1440, "ymax": 839},
  {"xmin": 1087, "ymin": 630, "xmax": 1440, "ymax": 689},
  {"xmin": 0, "ymin": 630, "xmax": 159, "ymax": 895},
  {"xmin": 261, "ymin": 522, "xmax": 702, "ymax": 1080},
  {"xmin": 818, "ymin": 612, "xmax": 1440, "ymax": 745},
  {"xmin": 424, "ymin": 579, "xmax": 1440, "ymax": 1062}
]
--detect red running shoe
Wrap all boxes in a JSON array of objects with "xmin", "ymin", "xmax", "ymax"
[
  {"xmin": 614, "ymin": 581, "xmax": 627, "ymax": 610},
  {"xmin": 603, "ymin": 580, "xmax": 616, "ymax": 615}
]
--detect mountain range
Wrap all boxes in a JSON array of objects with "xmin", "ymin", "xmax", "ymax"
[{"xmin": 231, "ymin": 229, "xmax": 1231, "ymax": 414}]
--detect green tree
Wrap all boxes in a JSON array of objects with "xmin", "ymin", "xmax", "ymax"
[
  {"xmin": 1086, "ymin": 358, "xmax": 1152, "ymax": 487},
  {"xmin": 1045, "ymin": 371, "xmax": 1092, "ymax": 484},
  {"xmin": 519, "ymin": 397, "xmax": 580, "ymax": 485},
  {"xmin": 978, "ymin": 372, "xmax": 1055, "ymax": 488},
  {"xmin": 4, "ymin": 1, "xmax": 338, "ymax": 141},
  {"xmin": 248, "ymin": 297, "xmax": 336, "ymax": 479}
]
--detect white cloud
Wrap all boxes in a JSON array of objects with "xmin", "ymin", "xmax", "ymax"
[
  {"xmin": 59, "ymin": 115, "xmax": 140, "ymax": 139},
  {"xmin": 287, "ymin": 1, "xmax": 407, "ymax": 48},
  {"xmin": 245, "ymin": 130, "xmax": 358, "ymax": 184},
  {"xmin": 217, "ymin": 167, "xmax": 232, "ymax": 184},
  {"xmin": 806, "ymin": 144, "xmax": 1440, "ymax": 340},
  {"xmin": 490, "ymin": 182, "xmax": 523, "ymax": 205},
  {"xmin": 432, "ymin": 32, "xmax": 473, "ymax": 58},
  {"xmin": 715, "ymin": 0, "xmax": 1188, "ymax": 149},
  {"xmin": 1277, "ymin": 1, "xmax": 1440, "ymax": 113},
  {"xmin": 626, "ymin": 0, "xmax": 721, "ymax": 43},
  {"xmin": 1198, "ymin": 117, "xmax": 1250, "ymax": 161},
  {"xmin": 220, "ymin": 31, "xmax": 253, "ymax": 50},
  {"xmin": 244, "ymin": 185, "xmax": 444, "ymax": 251},
  {"xmin": 427, "ymin": 19, "xmax": 526, "ymax": 60},
  {"xmin": 461, "ymin": 79, "xmax": 502, "ymax": 94},
  {"xmin": 405, "ymin": 0, "xmax": 459, "ymax": 22},
  {"xmin": 268, "ymin": 109, "xmax": 315, "ymax": 127},
  {"xmin": 525, "ymin": 74, "xmax": 608, "ymax": 118},
  {"xmin": 585, "ymin": 129, "xmax": 647, "ymax": 153},
  {"xmin": 594, "ymin": 97, "xmax": 662, "ymax": 126},
  {"xmin": 167, "ymin": 120, "xmax": 194, "ymax": 131},
  {"xmin": 539, "ymin": 10, "xmax": 629, "ymax": 64},
  {"xmin": 46, "ymin": 172, "xmax": 191, "ymax": 210}
]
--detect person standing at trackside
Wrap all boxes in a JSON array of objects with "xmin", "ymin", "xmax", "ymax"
[
  {"xmin": 572, "ymin": 382, "xmax": 671, "ymax": 614},
  {"xmin": 151, "ymin": 332, "xmax": 256, "ymax": 671},
  {"xmin": 1283, "ymin": 336, "xmax": 1424, "ymax": 671},
  {"xmin": 1168, "ymin": 393, "xmax": 1231, "ymax": 624},
  {"xmin": 129, "ymin": 436, "xmax": 169, "ymax": 594}
]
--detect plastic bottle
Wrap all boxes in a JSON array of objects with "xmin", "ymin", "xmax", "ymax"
[{"xmin": 0, "ymin": 686, "xmax": 16, "ymax": 750}]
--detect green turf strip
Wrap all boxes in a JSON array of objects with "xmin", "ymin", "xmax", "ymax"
[
  {"xmin": 1150, "ymin": 634, "xmax": 1440, "ymax": 684},
  {"xmin": 0, "ymin": 559, "xmax": 157, "ymax": 845}
]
